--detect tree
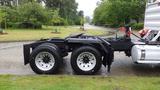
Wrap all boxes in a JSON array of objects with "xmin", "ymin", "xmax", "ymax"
[
  {"xmin": 0, "ymin": 8, "xmax": 6, "ymax": 33},
  {"xmin": 43, "ymin": 0, "xmax": 79, "ymax": 25},
  {"xmin": 85, "ymin": 16, "xmax": 91, "ymax": 24},
  {"xmin": 0, "ymin": 0, "xmax": 12, "ymax": 6},
  {"xmin": 0, "ymin": 0, "xmax": 81, "ymax": 29},
  {"xmin": 18, "ymin": 0, "xmax": 81, "ymax": 25},
  {"xmin": 17, "ymin": 2, "xmax": 50, "ymax": 28},
  {"xmin": 0, "ymin": 0, "xmax": 20, "ymax": 6},
  {"xmin": 50, "ymin": 10, "xmax": 66, "ymax": 26},
  {"xmin": 78, "ymin": 11, "xmax": 84, "ymax": 26},
  {"xmin": 17, "ymin": 0, "xmax": 43, "ymax": 5},
  {"xmin": 93, "ymin": 0, "xmax": 146, "ymax": 27},
  {"xmin": 0, "ymin": 9, "xmax": 5, "ymax": 23}
]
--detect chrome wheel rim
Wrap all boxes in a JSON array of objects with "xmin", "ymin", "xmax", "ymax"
[
  {"xmin": 35, "ymin": 52, "xmax": 55, "ymax": 71},
  {"xmin": 77, "ymin": 52, "xmax": 96, "ymax": 71}
]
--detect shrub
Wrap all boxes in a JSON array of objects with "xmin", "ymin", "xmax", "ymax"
[
  {"xmin": 34, "ymin": 22, "xmax": 42, "ymax": 29},
  {"xmin": 131, "ymin": 23, "xmax": 144, "ymax": 30},
  {"xmin": 0, "ymin": 28, "xmax": 3, "ymax": 33},
  {"xmin": 0, "ymin": 21, "xmax": 12, "ymax": 29},
  {"xmin": 18, "ymin": 22, "xmax": 42, "ymax": 29},
  {"xmin": 1, "ymin": 21, "xmax": 43, "ymax": 29}
]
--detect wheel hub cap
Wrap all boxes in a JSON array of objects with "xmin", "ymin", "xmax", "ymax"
[
  {"xmin": 83, "ymin": 56, "xmax": 90, "ymax": 63},
  {"xmin": 43, "ymin": 56, "xmax": 51, "ymax": 63},
  {"xmin": 35, "ymin": 52, "xmax": 55, "ymax": 71},
  {"xmin": 77, "ymin": 52, "xmax": 96, "ymax": 71}
]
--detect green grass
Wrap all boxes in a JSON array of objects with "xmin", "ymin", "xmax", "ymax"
[
  {"xmin": 0, "ymin": 75, "xmax": 160, "ymax": 90},
  {"xmin": 0, "ymin": 26, "xmax": 107, "ymax": 42}
]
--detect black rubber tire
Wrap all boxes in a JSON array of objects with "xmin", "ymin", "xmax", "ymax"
[
  {"xmin": 71, "ymin": 46, "xmax": 102, "ymax": 75},
  {"xmin": 30, "ymin": 43, "xmax": 61, "ymax": 74}
]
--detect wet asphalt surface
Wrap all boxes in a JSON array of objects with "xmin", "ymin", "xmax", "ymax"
[{"xmin": 0, "ymin": 41, "xmax": 160, "ymax": 76}]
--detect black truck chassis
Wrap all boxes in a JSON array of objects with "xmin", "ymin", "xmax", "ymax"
[{"xmin": 23, "ymin": 34, "xmax": 132, "ymax": 75}]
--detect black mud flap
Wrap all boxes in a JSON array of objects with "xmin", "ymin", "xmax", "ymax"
[
  {"xmin": 102, "ymin": 55, "xmax": 108, "ymax": 67},
  {"xmin": 103, "ymin": 48, "xmax": 114, "ymax": 72},
  {"xmin": 23, "ymin": 44, "xmax": 31, "ymax": 65},
  {"xmin": 97, "ymin": 37, "xmax": 114, "ymax": 72},
  {"xmin": 103, "ymin": 57, "xmax": 113, "ymax": 72}
]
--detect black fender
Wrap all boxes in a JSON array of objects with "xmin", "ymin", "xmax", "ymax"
[
  {"xmin": 97, "ymin": 37, "xmax": 114, "ymax": 72},
  {"xmin": 67, "ymin": 37, "xmax": 114, "ymax": 72},
  {"xmin": 23, "ymin": 42, "xmax": 45, "ymax": 65},
  {"xmin": 23, "ymin": 39, "xmax": 67, "ymax": 65},
  {"xmin": 23, "ymin": 41, "xmax": 45, "ymax": 65},
  {"xmin": 23, "ymin": 42, "xmax": 62, "ymax": 65}
]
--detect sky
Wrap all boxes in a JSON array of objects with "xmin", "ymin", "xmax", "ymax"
[{"xmin": 76, "ymin": 0, "xmax": 100, "ymax": 18}]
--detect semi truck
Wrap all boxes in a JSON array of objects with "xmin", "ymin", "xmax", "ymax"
[{"xmin": 23, "ymin": 0, "xmax": 160, "ymax": 75}]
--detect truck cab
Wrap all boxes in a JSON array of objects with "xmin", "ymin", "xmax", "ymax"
[
  {"xmin": 131, "ymin": 0, "xmax": 160, "ymax": 64},
  {"xmin": 132, "ymin": 30, "xmax": 160, "ymax": 64}
]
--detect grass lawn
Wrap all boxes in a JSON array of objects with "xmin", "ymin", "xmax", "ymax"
[
  {"xmin": 0, "ymin": 75, "xmax": 159, "ymax": 90},
  {"xmin": 0, "ymin": 26, "xmax": 107, "ymax": 42}
]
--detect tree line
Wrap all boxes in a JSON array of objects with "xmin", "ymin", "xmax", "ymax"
[
  {"xmin": 93, "ymin": 0, "xmax": 146, "ymax": 28},
  {"xmin": 0, "ymin": 0, "xmax": 83, "ymax": 29}
]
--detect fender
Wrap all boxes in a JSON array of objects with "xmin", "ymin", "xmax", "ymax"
[
  {"xmin": 23, "ymin": 43, "xmax": 39, "ymax": 65},
  {"xmin": 97, "ymin": 37, "xmax": 114, "ymax": 72}
]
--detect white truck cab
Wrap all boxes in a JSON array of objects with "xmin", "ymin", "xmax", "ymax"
[{"xmin": 131, "ymin": 0, "xmax": 160, "ymax": 64}]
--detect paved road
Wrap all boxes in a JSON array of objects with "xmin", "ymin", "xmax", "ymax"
[
  {"xmin": 0, "ymin": 41, "xmax": 160, "ymax": 76},
  {"xmin": 74, "ymin": 24, "xmax": 115, "ymax": 32},
  {"xmin": 84, "ymin": 24, "xmax": 114, "ymax": 31},
  {"xmin": 0, "ymin": 25, "xmax": 159, "ymax": 76}
]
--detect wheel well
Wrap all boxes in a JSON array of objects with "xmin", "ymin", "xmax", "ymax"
[
  {"xmin": 70, "ymin": 46, "xmax": 102, "ymax": 75},
  {"xmin": 30, "ymin": 42, "xmax": 68, "ymax": 57},
  {"xmin": 70, "ymin": 43, "xmax": 106, "ymax": 57},
  {"xmin": 70, "ymin": 43, "xmax": 113, "ymax": 71}
]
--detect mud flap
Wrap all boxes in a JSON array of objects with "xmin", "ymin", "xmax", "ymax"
[
  {"xmin": 103, "ymin": 57, "xmax": 113, "ymax": 72},
  {"xmin": 95, "ymin": 37, "xmax": 114, "ymax": 72},
  {"xmin": 108, "ymin": 49, "xmax": 114, "ymax": 72},
  {"xmin": 103, "ymin": 48, "xmax": 114, "ymax": 72},
  {"xmin": 23, "ymin": 44, "xmax": 31, "ymax": 65}
]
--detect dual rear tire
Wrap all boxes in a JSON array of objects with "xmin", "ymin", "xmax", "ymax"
[
  {"xmin": 30, "ymin": 43, "xmax": 61, "ymax": 74},
  {"xmin": 29, "ymin": 44, "xmax": 102, "ymax": 75},
  {"xmin": 71, "ymin": 46, "xmax": 102, "ymax": 75}
]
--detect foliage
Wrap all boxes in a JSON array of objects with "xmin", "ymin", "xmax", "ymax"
[
  {"xmin": 43, "ymin": 0, "xmax": 80, "ymax": 25},
  {"xmin": 0, "ymin": 8, "xmax": 5, "ymax": 29},
  {"xmin": 85, "ymin": 16, "xmax": 92, "ymax": 24},
  {"xmin": 50, "ymin": 10, "xmax": 67, "ymax": 26},
  {"xmin": 93, "ymin": 0, "xmax": 146, "ymax": 27},
  {"xmin": 131, "ymin": 23, "xmax": 144, "ymax": 30},
  {"xmin": 0, "ymin": 8, "xmax": 6, "ymax": 33},
  {"xmin": 0, "ymin": 0, "xmax": 82, "ymax": 29},
  {"xmin": 79, "ymin": 11, "xmax": 84, "ymax": 26},
  {"xmin": 0, "ymin": 2, "xmax": 53, "ymax": 29},
  {"xmin": 0, "ymin": 9, "xmax": 5, "ymax": 23},
  {"xmin": 17, "ymin": 2, "xmax": 49, "ymax": 28},
  {"xmin": 0, "ymin": 0, "xmax": 42, "ymax": 6},
  {"xmin": 0, "ymin": 0, "xmax": 15, "ymax": 6}
]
